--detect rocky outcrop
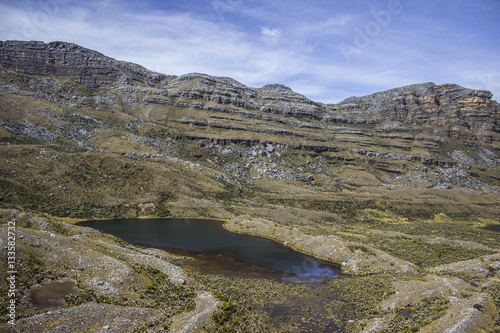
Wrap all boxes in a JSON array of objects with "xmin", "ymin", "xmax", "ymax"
[
  {"xmin": 169, "ymin": 291, "xmax": 220, "ymax": 333},
  {"xmin": 165, "ymin": 75, "xmax": 327, "ymax": 120},
  {"xmin": 327, "ymin": 82, "xmax": 500, "ymax": 133},
  {"xmin": 165, "ymin": 73, "xmax": 260, "ymax": 112},
  {"xmin": 258, "ymin": 84, "xmax": 326, "ymax": 120},
  {"xmin": 0, "ymin": 40, "xmax": 170, "ymax": 90},
  {"xmin": 362, "ymin": 275, "xmax": 498, "ymax": 333}
]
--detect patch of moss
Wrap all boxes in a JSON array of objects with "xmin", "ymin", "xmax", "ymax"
[
  {"xmin": 326, "ymin": 274, "xmax": 397, "ymax": 320},
  {"xmin": 131, "ymin": 264, "xmax": 196, "ymax": 315},
  {"xmin": 385, "ymin": 297, "xmax": 450, "ymax": 332}
]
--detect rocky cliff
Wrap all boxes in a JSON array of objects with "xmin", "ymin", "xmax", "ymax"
[
  {"xmin": 329, "ymin": 82, "xmax": 499, "ymax": 138},
  {"xmin": 0, "ymin": 40, "xmax": 498, "ymax": 217},
  {"xmin": 2, "ymin": 41, "xmax": 498, "ymax": 130},
  {"xmin": 0, "ymin": 40, "xmax": 169, "ymax": 89}
]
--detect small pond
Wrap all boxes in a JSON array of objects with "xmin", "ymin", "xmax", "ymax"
[{"xmin": 79, "ymin": 218, "xmax": 341, "ymax": 283}]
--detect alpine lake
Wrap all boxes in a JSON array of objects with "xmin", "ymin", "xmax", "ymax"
[
  {"xmin": 78, "ymin": 218, "xmax": 355, "ymax": 331},
  {"xmin": 78, "ymin": 218, "xmax": 341, "ymax": 284}
]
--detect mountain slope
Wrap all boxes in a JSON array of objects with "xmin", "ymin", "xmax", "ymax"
[
  {"xmin": 0, "ymin": 40, "xmax": 499, "ymax": 332},
  {"xmin": 0, "ymin": 40, "xmax": 498, "ymax": 220}
]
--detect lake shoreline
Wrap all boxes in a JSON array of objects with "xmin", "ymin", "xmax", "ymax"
[{"xmin": 78, "ymin": 217, "xmax": 342, "ymax": 281}]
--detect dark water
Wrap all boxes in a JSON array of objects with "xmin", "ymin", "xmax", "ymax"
[
  {"xmin": 482, "ymin": 224, "xmax": 500, "ymax": 232},
  {"xmin": 79, "ymin": 218, "xmax": 341, "ymax": 283}
]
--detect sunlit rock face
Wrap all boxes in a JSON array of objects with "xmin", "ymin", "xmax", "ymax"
[{"xmin": 327, "ymin": 82, "xmax": 499, "ymax": 132}]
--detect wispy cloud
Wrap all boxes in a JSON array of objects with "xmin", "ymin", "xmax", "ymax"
[
  {"xmin": 295, "ymin": 15, "xmax": 352, "ymax": 36},
  {"xmin": 0, "ymin": 0, "xmax": 499, "ymax": 103},
  {"xmin": 261, "ymin": 27, "xmax": 281, "ymax": 39}
]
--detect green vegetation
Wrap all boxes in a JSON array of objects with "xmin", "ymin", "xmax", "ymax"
[
  {"xmin": 131, "ymin": 264, "xmax": 196, "ymax": 317},
  {"xmin": 385, "ymin": 297, "xmax": 450, "ymax": 332}
]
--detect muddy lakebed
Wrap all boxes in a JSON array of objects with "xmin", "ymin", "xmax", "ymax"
[
  {"xmin": 79, "ymin": 218, "xmax": 341, "ymax": 284},
  {"xmin": 23, "ymin": 279, "xmax": 82, "ymax": 310}
]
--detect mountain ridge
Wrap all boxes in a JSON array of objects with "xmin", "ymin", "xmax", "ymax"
[{"xmin": 1, "ymin": 41, "xmax": 498, "ymax": 124}]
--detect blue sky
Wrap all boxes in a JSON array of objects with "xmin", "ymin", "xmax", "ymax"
[{"xmin": 1, "ymin": 0, "xmax": 499, "ymax": 103}]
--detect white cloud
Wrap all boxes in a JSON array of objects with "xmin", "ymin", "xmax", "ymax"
[
  {"xmin": 0, "ymin": 2, "xmax": 302, "ymax": 89},
  {"xmin": 295, "ymin": 15, "xmax": 352, "ymax": 36},
  {"xmin": 261, "ymin": 26, "xmax": 281, "ymax": 39}
]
